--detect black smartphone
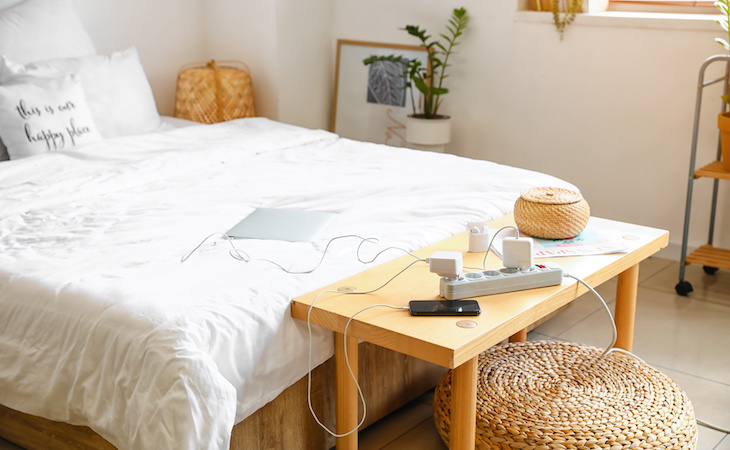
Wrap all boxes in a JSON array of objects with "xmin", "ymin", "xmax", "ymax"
[{"xmin": 408, "ymin": 300, "xmax": 481, "ymax": 316}]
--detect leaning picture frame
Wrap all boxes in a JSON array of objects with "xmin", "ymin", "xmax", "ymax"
[{"xmin": 331, "ymin": 39, "xmax": 429, "ymax": 147}]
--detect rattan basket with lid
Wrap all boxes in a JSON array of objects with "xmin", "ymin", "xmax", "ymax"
[
  {"xmin": 514, "ymin": 186, "xmax": 590, "ymax": 239},
  {"xmin": 174, "ymin": 60, "xmax": 256, "ymax": 124}
]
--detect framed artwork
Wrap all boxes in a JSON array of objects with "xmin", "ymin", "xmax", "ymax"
[{"xmin": 331, "ymin": 39, "xmax": 428, "ymax": 147}]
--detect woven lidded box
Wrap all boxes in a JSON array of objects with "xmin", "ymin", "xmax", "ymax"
[
  {"xmin": 174, "ymin": 60, "xmax": 256, "ymax": 124},
  {"xmin": 514, "ymin": 186, "xmax": 590, "ymax": 239}
]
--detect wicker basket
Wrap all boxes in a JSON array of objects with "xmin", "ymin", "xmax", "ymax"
[
  {"xmin": 433, "ymin": 341, "xmax": 697, "ymax": 450},
  {"xmin": 514, "ymin": 186, "xmax": 590, "ymax": 239},
  {"xmin": 174, "ymin": 60, "xmax": 256, "ymax": 124}
]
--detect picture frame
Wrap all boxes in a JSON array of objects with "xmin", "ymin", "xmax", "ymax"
[{"xmin": 331, "ymin": 39, "xmax": 429, "ymax": 147}]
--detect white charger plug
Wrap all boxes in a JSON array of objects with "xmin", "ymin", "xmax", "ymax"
[
  {"xmin": 428, "ymin": 251, "xmax": 463, "ymax": 280},
  {"xmin": 468, "ymin": 226, "xmax": 492, "ymax": 253},
  {"xmin": 502, "ymin": 237, "xmax": 534, "ymax": 270}
]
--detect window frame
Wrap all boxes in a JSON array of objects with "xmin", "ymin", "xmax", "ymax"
[{"xmin": 608, "ymin": 0, "xmax": 717, "ymax": 13}]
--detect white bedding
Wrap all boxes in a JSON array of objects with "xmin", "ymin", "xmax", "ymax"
[{"xmin": 0, "ymin": 118, "xmax": 575, "ymax": 449}]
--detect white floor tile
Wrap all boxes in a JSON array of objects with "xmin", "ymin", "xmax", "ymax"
[
  {"xmin": 532, "ymin": 279, "xmax": 617, "ymax": 338},
  {"xmin": 714, "ymin": 434, "xmax": 730, "ymax": 450},
  {"xmin": 656, "ymin": 366, "xmax": 730, "ymax": 432},
  {"xmin": 381, "ymin": 418, "xmax": 447, "ymax": 450},
  {"xmin": 555, "ymin": 285, "xmax": 730, "ymax": 385},
  {"xmin": 643, "ymin": 261, "xmax": 730, "ymax": 306},
  {"xmin": 697, "ymin": 425, "xmax": 728, "ymax": 450},
  {"xmin": 359, "ymin": 398, "xmax": 435, "ymax": 450}
]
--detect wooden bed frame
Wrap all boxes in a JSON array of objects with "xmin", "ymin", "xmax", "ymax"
[{"xmin": 0, "ymin": 342, "xmax": 446, "ymax": 449}]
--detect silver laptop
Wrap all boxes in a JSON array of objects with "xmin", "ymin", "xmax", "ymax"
[{"xmin": 225, "ymin": 208, "xmax": 336, "ymax": 242}]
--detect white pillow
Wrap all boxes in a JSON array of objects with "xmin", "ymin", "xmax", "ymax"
[
  {"xmin": 1, "ymin": 48, "xmax": 162, "ymax": 138},
  {"xmin": 0, "ymin": 0, "xmax": 96, "ymax": 64},
  {"xmin": 0, "ymin": 75, "xmax": 103, "ymax": 159}
]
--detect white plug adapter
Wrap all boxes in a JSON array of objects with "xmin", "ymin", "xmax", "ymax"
[
  {"xmin": 429, "ymin": 251, "xmax": 463, "ymax": 280},
  {"xmin": 468, "ymin": 227, "xmax": 492, "ymax": 253},
  {"xmin": 502, "ymin": 237, "xmax": 534, "ymax": 269}
]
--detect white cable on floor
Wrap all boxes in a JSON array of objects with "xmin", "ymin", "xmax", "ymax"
[{"xmin": 566, "ymin": 272, "xmax": 729, "ymax": 435}]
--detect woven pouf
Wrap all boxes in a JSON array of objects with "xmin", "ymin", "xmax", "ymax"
[{"xmin": 434, "ymin": 341, "xmax": 697, "ymax": 450}]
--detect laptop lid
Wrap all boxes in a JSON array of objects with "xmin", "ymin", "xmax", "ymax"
[{"xmin": 225, "ymin": 208, "xmax": 336, "ymax": 242}]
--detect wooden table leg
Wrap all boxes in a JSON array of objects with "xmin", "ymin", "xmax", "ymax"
[
  {"xmin": 614, "ymin": 263, "xmax": 639, "ymax": 352},
  {"xmin": 509, "ymin": 328, "xmax": 527, "ymax": 343},
  {"xmin": 335, "ymin": 332, "xmax": 359, "ymax": 450},
  {"xmin": 449, "ymin": 356, "xmax": 478, "ymax": 450}
]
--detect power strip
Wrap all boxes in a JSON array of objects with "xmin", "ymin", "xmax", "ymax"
[{"xmin": 439, "ymin": 265, "xmax": 563, "ymax": 300}]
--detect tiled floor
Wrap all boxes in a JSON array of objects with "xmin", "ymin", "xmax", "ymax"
[
  {"xmin": 0, "ymin": 258, "xmax": 727, "ymax": 450},
  {"xmin": 357, "ymin": 258, "xmax": 730, "ymax": 450}
]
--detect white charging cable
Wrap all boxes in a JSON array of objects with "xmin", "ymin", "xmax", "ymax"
[
  {"xmin": 181, "ymin": 233, "xmax": 421, "ymax": 273},
  {"xmin": 305, "ymin": 257, "xmax": 424, "ymax": 437},
  {"xmin": 565, "ymin": 271, "xmax": 730, "ymax": 433},
  {"xmin": 563, "ymin": 272, "xmax": 617, "ymax": 359},
  {"xmin": 475, "ymin": 225, "xmax": 520, "ymax": 270},
  {"xmin": 306, "ymin": 296, "xmax": 408, "ymax": 437}
]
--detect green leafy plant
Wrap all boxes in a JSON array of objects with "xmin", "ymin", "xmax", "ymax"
[
  {"xmin": 716, "ymin": 0, "xmax": 730, "ymax": 103},
  {"xmin": 552, "ymin": 0, "xmax": 582, "ymax": 39},
  {"xmin": 363, "ymin": 7, "xmax": 469, "ymax": 119}
]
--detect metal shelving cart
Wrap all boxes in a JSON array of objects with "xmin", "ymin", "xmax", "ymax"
[{"xmin": 676, "ymin": 54, "xmax": 730, "ymax": 296}]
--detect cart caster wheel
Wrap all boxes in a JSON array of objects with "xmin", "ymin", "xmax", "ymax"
[
  {"xmin": 703, "ymin": 265, "xmax": 719, "ymax": 275},
  {"xmin": 675, "ymin": 281, "xmax": 693, "ymax": 296}
]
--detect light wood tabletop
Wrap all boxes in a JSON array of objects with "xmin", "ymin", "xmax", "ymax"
[{"xmin": 291, "ymin": 214, "xmax": 669, "ymax": 450}]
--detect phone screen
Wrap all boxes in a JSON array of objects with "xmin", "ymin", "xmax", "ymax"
[{"xmin": 409, "ymin": 300, "xmax": 481, "ymax": 316}]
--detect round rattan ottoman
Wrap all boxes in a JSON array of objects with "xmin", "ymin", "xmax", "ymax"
[{"xmin": 434, "ymin": 341, "xmax": 697, "ymax": 450}]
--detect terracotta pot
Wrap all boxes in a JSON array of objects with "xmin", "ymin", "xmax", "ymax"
[
  {"xmin": 717, "ymin": 112, "xmax": 730, "ymax": 171},
  {"xmin": 530, "ymin": 0, "xmax": 552, "ymax": 11},
  {"xmin": 406, "ymin": 115, "xmax": 451, "ymax": 146}
]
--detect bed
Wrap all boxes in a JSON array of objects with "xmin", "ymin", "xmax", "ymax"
[{"xmin": 0, "ymin": 1, "xmax": 578, "ymax": 449}]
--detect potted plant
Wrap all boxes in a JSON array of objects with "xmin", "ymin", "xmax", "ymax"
[
  {"xmin": 363, "ymin": 7, "xmax": 469, "ymax": 150},
  {"xmin": 716, "ymin": 0, "xmax": 730, "ymax": 171}
]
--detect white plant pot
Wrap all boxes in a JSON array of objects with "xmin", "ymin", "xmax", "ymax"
[
  {"xmin": 582, "ymin": 0, "xmax": 608, "ymax": 13},
  {"xmin": 406, "ymin": 115, "xmax": 452, "ymax": 146}
]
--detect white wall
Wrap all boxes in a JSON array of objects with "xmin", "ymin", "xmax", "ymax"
[
  {"xmin": 328, "ymin": 0, "xmax": 729, "ymax": 257},
  {"xmin": 74, "ymin": 0, "xmax": 207, "ymax": 116},
  {"xmin": 70, "ymin": 0, "xmax": 729, "ymax": 257},
  {"xmin": 203, "ymin": 0, "xmax": 279, "ymax": 120},
  {"xmin": 202, "ymin": 0, "xmax": 333, "ymax": 129}
]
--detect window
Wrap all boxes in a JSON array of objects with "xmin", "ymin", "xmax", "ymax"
[{"xmin": 609, "ymin": 0, "xmax": 716, "ymax": 13}]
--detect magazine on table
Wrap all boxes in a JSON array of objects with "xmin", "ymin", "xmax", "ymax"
[{"xmin": 489, "ymin": 226, "xmax": 628, "ymax": 259}]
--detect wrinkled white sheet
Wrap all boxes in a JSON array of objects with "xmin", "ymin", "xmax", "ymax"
[{"xmin": 0, "ymin": 118, "xmax": 576, "ymax": 449}]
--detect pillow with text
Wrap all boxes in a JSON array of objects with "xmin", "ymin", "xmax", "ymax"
[
  {"xmin": 1, "ymin": 47, "xmax": 161, "ymax": 139},
  {"xmin": 0, "ymin": 75, "xmax": 102, "ymax": 159}
]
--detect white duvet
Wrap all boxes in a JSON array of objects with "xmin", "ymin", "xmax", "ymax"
[{"xmin": 0, "ymin": 118, "xmax": 575, "ymax": 449}]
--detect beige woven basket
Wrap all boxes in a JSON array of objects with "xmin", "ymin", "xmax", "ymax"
[
  {"xmin": 434, "ymin": 340, "xmax": 697, "ymax": 450},
  {"xmin": 514, "ymin": 186, "xmax": 590, "ymax": 239},
  {"xmin": 174, "ymin": 60, "xmax": 256, "ymax": 124}
]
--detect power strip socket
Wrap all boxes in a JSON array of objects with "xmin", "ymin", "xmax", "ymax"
[{"xmin": 439, "ymin": 265, "xmax": 563, "ymax": 300}]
